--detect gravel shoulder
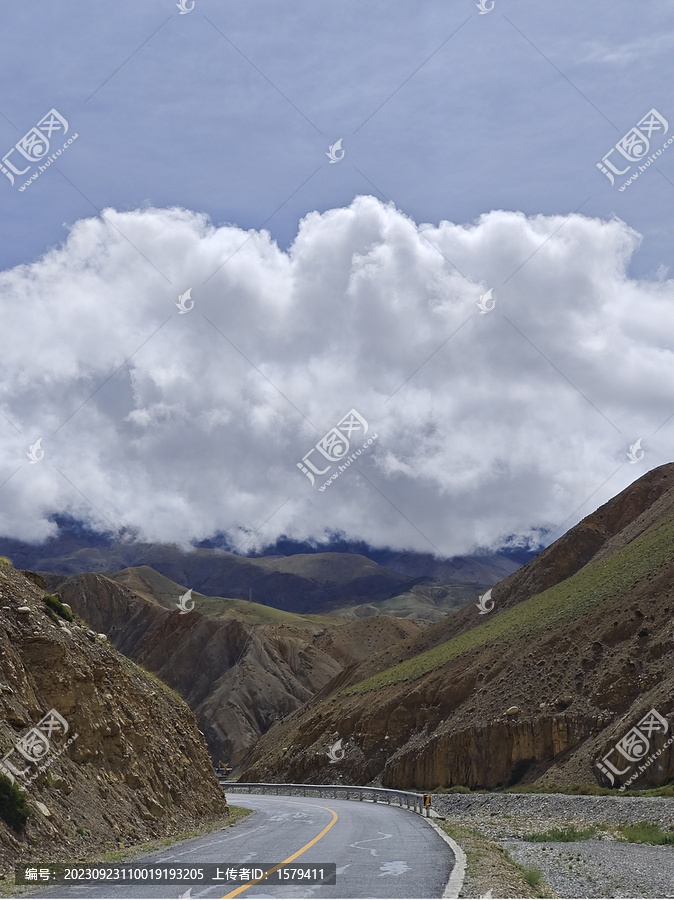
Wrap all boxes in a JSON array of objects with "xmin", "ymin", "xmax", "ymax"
[
  {"xmin": 502, "ymin": 839, "xmax": 673, "ymax": 899},
  {"xmin": 437, "ymin": 821, "xmax": 555, "ymax": 899},
  {"xmin": 432, "ymin": 793, "xmax": 674, "ymax": 899}
]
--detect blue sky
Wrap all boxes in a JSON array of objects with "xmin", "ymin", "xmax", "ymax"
[
  {"xmin": 1, "ymin": 0, "xmax": 674, "ymax": 557},
  {"xmin": 2, "ymin": 0, "xmax": 673, "ymax": 274}
]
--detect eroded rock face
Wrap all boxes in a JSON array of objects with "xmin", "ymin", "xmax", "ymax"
[
  {"xmin": 242, "ymin": 670, "xmax": 674, "ymax": 791},
  {"xmin": 0, "ymin": 563, "xmax": 228, "ymax": 875},
  {"xmin": 239, "ymin": 682, "xmax": 600, "ymax": 789},
  {"xmin": 381, "ymin": 716, "xmax": 597, "ymax": 789}
]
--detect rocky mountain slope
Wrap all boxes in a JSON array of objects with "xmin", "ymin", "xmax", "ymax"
[
  {"xmin": 44, "ymin": 567, "xmax": 422, "ymax": 765},
  {"xmin": 240, "ymin": 463, "xmax": 674, "ymax": 791},
  {"xmin": 0, "ymin": 560, "xmax": 228, "ymax": 877}
]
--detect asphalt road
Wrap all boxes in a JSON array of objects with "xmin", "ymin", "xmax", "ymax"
[{"xmin": 27, "ymin": 793, "xmax": 455, "ymax": 899}]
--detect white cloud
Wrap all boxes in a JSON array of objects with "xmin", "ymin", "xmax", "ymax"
[
  {"xmin": 579, "ymin": 31, "xmax": 674, "ymax": 66},
  {"xmin": 1, "ymin": 197, "xmax": 673, "ymax": 556}
]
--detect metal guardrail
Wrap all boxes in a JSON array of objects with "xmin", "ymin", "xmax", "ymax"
[{"xmin": 220, "ymin": 781, "xmax": 430, "ymax": 816}]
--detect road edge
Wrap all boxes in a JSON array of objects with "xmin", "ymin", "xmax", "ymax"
[{"xmin": 426, "ymin": 813, "xmax": 467, "ymax": 899}]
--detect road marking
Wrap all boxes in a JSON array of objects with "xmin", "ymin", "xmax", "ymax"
[
  {"xmin": 221, "ymin": 799, "xmax": 338, "ymax": 898},
  {"xmin": 378, "ymin": 860, "xmax": 410, "ymax": 876},
  {"xmin": 348, "ymin": 831, "xmax": 392, "ymax": 856}
]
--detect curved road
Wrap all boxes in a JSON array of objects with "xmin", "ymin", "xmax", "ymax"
[{"xmin": 32, "ymin": 793, "xmax": 455, "ymax": 899}]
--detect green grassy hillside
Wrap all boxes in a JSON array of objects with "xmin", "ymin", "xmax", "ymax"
[{"xmin": 345, "ymin": 511, "xmax": 674, "ymax": 695}]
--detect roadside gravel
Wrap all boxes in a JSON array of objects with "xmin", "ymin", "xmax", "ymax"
[
  {"xmin": 432, "ymin": 793, "xmax": 674, "ymax": 898},
  {"xmin": 502, "ymin": 838, "xmax": 674, "ymax": 899},
  {"xmin": 431, "ymin": 793, "xmax": 674, "ymax": 833}
]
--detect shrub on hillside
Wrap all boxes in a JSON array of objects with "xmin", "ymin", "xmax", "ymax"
[
  {"xmin": 43, "ymin": 594, "xmax": 73, "ymax": 622},
  {"xmin": 0, "ymin": 773, "xmax": 29, "ymax": 832}
]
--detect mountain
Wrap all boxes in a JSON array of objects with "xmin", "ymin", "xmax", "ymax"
[
  {"xmin": 0, "ymin": 560, "xmax": 228, "ymax": 875},
  {"xmin": 329, "ymin": 580, "xmax": 496, "ymax": 623},
  {"xmin": 0, "ymin": 524, "xmax": 524, "ymax": 616},
  {"xmin": 42, "ymin": 567, "xmax": 422, "ymax": 765},
  {"xmin": 239, "ymin": 463, "xmax": 674, "ymax": 791},
  {"xmin": 0, "ymin": 542, "xmax": 415, "ymax": 614}
]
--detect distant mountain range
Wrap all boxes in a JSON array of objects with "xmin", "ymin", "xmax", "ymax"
[{"xmin": 0, "ymin": 520, "xmax": 535, "ymax": 616}]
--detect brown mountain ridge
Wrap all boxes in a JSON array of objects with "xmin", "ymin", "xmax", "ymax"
[
  {"xmin": 42, "ymin": 568, "xmax": 422, "ymax": 765},
  {"xmin": 239, "ymin": 463, "xmax": 674, "ymax": 791}
]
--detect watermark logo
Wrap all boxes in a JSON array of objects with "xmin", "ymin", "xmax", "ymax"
[
  {"xmin": 176, "ymin": 288, "xmax": 194, "ymax": 314},
  {"xmin": 0, "ymin": 709, "xmax": 78, "ymax": 788},
  {"xmin": 297, "ymin": 409, "xmax": 377, "ymax": 490},
  {"xmin": 326, "ymin": 139, "xmax": 345, "ymax": 164},
  {"xmin": 627, "ymin": 438, "xmax": 644, "ymax": 464},
  {"xmin": 177, "ymin": 588, "xmax": 195, "ymax": 614},
  {"xmin": 476, "ymin": 588, "xmax": 494, "ymax": 615},
  {"xmin": 597, "ymin": 108, "xmax": 670, "ymax": 189},
  {"xmin": 327, "ymin": 738, "xmax": 345, "ymax": 763},
  {"xmin": 595, "ymin": 708, "xmax": 671, "ymax": 788},
  {"xmin": 477, "ymin": 288, "xmax": 495, "ymax": 314},
  {"xmin": 2, "ymin": 110, "xmax": 76, "ymax": 190},
  {"xmin": 476, "ymin": 0, "xmax": 495, "ymax": 13},
  {"xmin": 176, "ymin": 0, "xmax": 195, "ymax": 12},
  {"xmin": 27, "ymin": 438, "xmax": 44, "ymax": 464}
]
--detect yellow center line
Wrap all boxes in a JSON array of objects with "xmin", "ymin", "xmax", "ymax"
[{"xmin": 222, "ymin": 798, "xmax": 339, "ymax": 898}]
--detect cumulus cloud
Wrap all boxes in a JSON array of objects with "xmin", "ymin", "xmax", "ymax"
[{"xmin": 1, "ymin": 196, "xmax": 673, "ymax": 556}]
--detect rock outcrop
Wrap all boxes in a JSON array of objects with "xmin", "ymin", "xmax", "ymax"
[{"xmin": 0, "ymin": 561, "xmax": 228, "ymax": 876}]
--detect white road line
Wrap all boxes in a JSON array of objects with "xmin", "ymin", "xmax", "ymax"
[
  {"xmin": 426, "ymin": 814, "xmax": 467, "ymax": 899},
  {"xmin": 348, "ymin": 831, "xmax": 393, "ymax": 856}
]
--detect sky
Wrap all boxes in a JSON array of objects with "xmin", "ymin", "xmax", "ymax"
[{"xmin": 1, "ymin": 0, "xmax": 673, "ymax": 558}]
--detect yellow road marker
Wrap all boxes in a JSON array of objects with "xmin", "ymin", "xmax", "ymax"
[{"xmin": 222, "ymin": 799, "xmax": 338, "ymax": 898}]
